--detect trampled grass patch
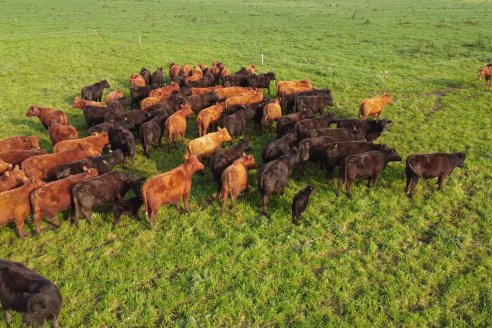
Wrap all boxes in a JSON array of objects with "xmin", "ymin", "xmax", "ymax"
[{"xmin": 0, "ymin": 0, "xmax": 491, "ymax": 326}]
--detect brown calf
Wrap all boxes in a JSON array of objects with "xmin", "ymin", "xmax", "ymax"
[
  {"xmin": 165, "ymin": 104, "xmax": 194, "ymax": 151},
  {"xmin": 129, "ymin": 74, "xmax": 146, "ymax": 87},
  {"xmin": 0, "ymin": 165, "xmax": 28, "ymax": 192},
  {"xmin": 277, "ymin": 80, "xmax": 313, "ymax": 95},
  {"xmin": 73, "ymin": 97, "xmax": 107, "ymax": 109},
  {"xmin": 185, "ymin": 127, "xmax": 232, "ymax": 159},
  {"xmin": 142, "ymin": 155, "xmax": 204, "ymax": 228},
  {"xmin": 225, "ymin": 89, "xmax": 264, "ymax": 109},
  {"xmin": 214, "ymin": 87, "xmax": 252, "ymax": 100},
  {"xmin": 0, "ymin": 179, "xmax": 45, "ymax": 238},
  {"xmin": 104, "ymin": 90, "xmax": 125, "ymax": 104},
  {"xmin": 140, "ymin": 96, "xmax": 165, "ymax": 110},
  {"xmin": 149, "ymin": 82, "xmax": 180, "ymax": 98},
  {"xmin": 30, "ymin": 168, "xmax": 99, "ymax": 234},
  {"xmin": 220, "ymin": 154, "xmax": 256, "ymax": 213},
  {"xmin": 261, "ymin": 99, "xmax": 282, "ymax": 127},
  {"xmin": 0, "ymin": 136, "xmax": 40, "ymax": 152},
  {"xmin": 0, "ymin": 149, "xmax": 47, "ymax": 166},
  {"xmin": 53, "ymin": 132, "xmax": 108, "ymax": 154},
  {"xmin": 26, "ymin": 106, "xmax": 68, "ymax": 129},
  {"xmin": 49, "ymin": 122, "xmax": 79, "ymax": 145},
  {"xmin": 197, "ymin": 102, "xmax": 226, "ymax": 137},
  {"xmin": 359, "ymin": 93, "xmax": 393, "ymax": 120},
  {"xmin": 191, "ymin": 86, "xmax": 224, "ymax": 95}
]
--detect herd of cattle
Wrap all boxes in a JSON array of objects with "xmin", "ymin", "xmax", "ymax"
[{"xmin": 0, "ymin": 61, "xmax": 469, "ymax": 326}]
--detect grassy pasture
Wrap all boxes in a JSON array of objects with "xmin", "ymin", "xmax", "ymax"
[{"xmin": 0, "ymin": 0, "xmax": 492, "ymax": 326}]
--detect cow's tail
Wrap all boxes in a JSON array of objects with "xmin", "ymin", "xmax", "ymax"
[
  {"xmin": 29, "ymin": 189, "xmax": 40, "ymax": 224},
  {"xmin": 139, "ymin": 124, "xmax": 147, "ymax": 152},
  {"xmin": 406, "ymin": 157, "xmax": 417, "ymax": 176},
  {"xmin": 142, "ymin": 184, "xmax": 149, "ymax": 217}
]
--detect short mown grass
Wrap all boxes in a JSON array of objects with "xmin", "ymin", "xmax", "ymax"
[{"xmin": 0, "ymin": 0, "xmax": 491, "ymax": 326}]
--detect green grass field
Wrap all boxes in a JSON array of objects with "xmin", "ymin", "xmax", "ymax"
[{"xmin": 1, "ymin": 0, "xmax": 491, "ymax": 326}]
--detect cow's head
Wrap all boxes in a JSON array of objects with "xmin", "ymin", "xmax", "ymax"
[
  {"xmin": 451, "ymin": 152, "xmax": 466, "ymax": 168},
  {"xmin": 385, "ymin": 148, "xmax": 402, "ymax": 162},
  {"xmin": 218, "ymin": 127, "xmax": 232, "ymax": 142}
]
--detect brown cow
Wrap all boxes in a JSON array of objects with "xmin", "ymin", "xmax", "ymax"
[
  {"xmin": 359, "ymin": 93, "xmax": 392, "ymax": 120},
  {"xmin": 219, "ymin": 67, "xmax": 231, "ymax": 84},
  {"xmin": 181, "ymin": 64, "xmax": 193, "ymax": 77},
  {"xmin": 210, "ymin": 63, "xmax": 221, "ymax": 84},
  {"xmin": 192, "ymin": 66, "xmax": 203, "ymax": 78},
  {"xmin": 197, "ymin": 102, "xmax": 226, "ymax": 137},
  {"xmin": 149, "ymin": 82, "xmax": 180, "ymax": 98},
  {"xmin": 142, "ymin": 155, "xmax": 204, "ymax": 229},
  {"xmin": 21, "ymin": 144, "xmax": 100, "ymax": 180},
  {"xmin": 0, "ymin": 165, "xmax": 28, "ymax": 192},
  {"xmin": 0, "ymin": 179, "xmax": 45, "ymax": 238},
  {"xmin": 104, "ymin": 90, "xmax": 125, "ymax": 104},
  {"xmin": 165, "ymin": 104, "xmax": 194, "ymax": 151},
  {"xmin": 225, "ymin": 89, "xmax": 263, "ymax": 109},
  {"xmin": 185, "ymin": 127, "xmax": 232, "ymax": 159},
  {"xmin": 405, "ymin": 152, "xmax": 466, "ymax": 197},
  {"xmin": 220, "ymin": 154, "xmax": 256, "ymax": 213},
  {"xmin": 0, "ymin": 159, "xmax": 12, "ymax": 174},
  {"xmin": 49, "ymin": 122, "xmax": 79, "ymax": 145},
  {"xmin": 73, "ymin": 97, "xmax": 107, "ymax": 109},
  {"xmin": 169, "ymin": 62, "xmax": 181, "ymax": 80},
  {"xmin": 26, "ymin": 106, "xmax": 68, "ymax": 129},
  {"xmin": 140, "ymin": 96, "xmax": 165, "ymax": 110},
  {"xmin": 30, "ymin": 168, "xmax": 99, "ymax": 234},
  {"xmin": 0, "ymin": 149, "xmax": 47, "ymax": 166},
  {"xmin": 261, "ymin": 99, "xmax": 282, "ymax": 127},
  {"xmin": 191, "ymin": 86, "xmax": 224, "ymax": 95},
  {"xmin": 53, "ymin": 132, "xmax": 108, "ymax": 154},
  {"xmin": 478, "ymin": 65, "xmax": 492, "ymax": 91},
  {"xmin": 0, "ymin": 136, "xmax": 40, "ymax": 152},
  {"xmin": 277, "ymin": 80, "xmax": 313, "ymax": 95},
  {"xmin": 128, "ymin": 73, "xmax": 146, "ymax": 87},
  {"xmin": 214, "ymin": 87, "xmax": 252, "ymax": 100}
]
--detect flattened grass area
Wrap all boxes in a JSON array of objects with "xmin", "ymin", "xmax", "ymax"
[{"xmin": 1, "ymin": 0, "xmax": 491, "ymax": 326}]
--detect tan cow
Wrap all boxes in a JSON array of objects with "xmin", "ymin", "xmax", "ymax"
[{"xmin": 185, "ymin": 127, "xmax": 232, "ymax": 159}]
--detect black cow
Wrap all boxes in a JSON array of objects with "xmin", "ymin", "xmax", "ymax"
[
  {"xmin": 248, "ymin": 72, "xmax": 276, "ymax": 94},
  {"xmin": 108, "ymin": 127, "xmax": 136, "ymax": 158},
  {"xmin": 71, "ymin": 171, "xmax": 142, "ymax": 225},
  {"xmin": 113, "ymin": 196, "xmax": 143, "ymax": 226},
  {"xmin": 185, "ymin": 73, "xmax": 215, "ymax": 88},
  {"xmin": 81, "ymin": 80, "xmax": 110, "ymax": 101},
  {"xmin": 261, "ymin": 131, "xmax": 296, "ymax": 163},
  {"xmin": 225, "ymin": 99, "xmax": 273, "ymax": 131},
  {"xmin": 223, "ymin": 74, "xmax": 250, "ymax": 87},
  {"xmin": 184, "ymin": 93, "xmax": 218, "ymax": 114},
  {"xmin": 209, "ymin": 139, "xmax": 252, "ymax": 191},
  {"xmin": 304, "ymin": 128, "xmax": 365, "ymax": 141},
  {"xmin": 129, "ymin": 85, "xmax": 160, "ymax": 109},
  {"xmin": 222, "ymin": 107, "xmax": 250, "ymax": 137},
  {"xmin": 298, "ymin": 136, "xmax": 356, "ymax": 166},
  {"xmin": 151, "ymin": 67, "xmax": 164, "ymax": 86},
  {"xmin": 82, "ymin": 105, "xmax": 113, "ymax": 127},
  {"xmin": 107, "ymin": 100, "xmax": 124, "ymax": 112},
  {"xmin": 105, "ymin": 110, "xmax": 153, "ymax": 132},
  {"xmin": 146, "ymin": 92, "xmax": 185, "ymax": 114},
  {"xmin": 51, "ymin": 149, "xmax": 126, "ymax": 180},
  {"xmin": 88, "ymin": 122, "xmax": 118, "ymax": 134},
  {"xmin": 0, "ymin": 259, "xmax": 62, "ymax": 327},
  {"xmin": 294, "ymin": 113, "xmax": 336, "ymax": 141},
  {"xmin": 405, "ymin": 152, "xmax": 466, "ymax": 197},
  {"xmin": 321, "ymin": 141, "xmax": 389, "ymax": 178},
  {"xmin": 139, "ymin": 111, "xmax": 169, "ymax": 157},
  {"xmin": 338, "ymin": 149, "xmax": 402, "ymax": 197},
  {"xmin": 294, "ymin": 94, "xmax": 333, "ymax": 114},
  {"xmin": 292, "ymin": 185, "xmax": 315, "ymax": 225},
  {"xmin": 332, "ymin": 119, "xmax": 391, "ymax": 142},
  {"xmin": 172, "ymin": 75, "xmax": 186, "ymax": 88},
  {"xmin": 276, "ymin": 109, "xmax": 314, "ymax": 137},
  {"xmin": 140, "ymin": 68, "xmax": 152, "ymax": 86},
  {"xmin": 257, "ymin": 146, "xmax": 310, "ymax": 215}
]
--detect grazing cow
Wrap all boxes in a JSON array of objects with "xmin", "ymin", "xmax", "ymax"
[
  {"xmin": 405, "ymin": 152, "xmax": 466, "ymax": 197},
  {"xmin": 0, "ymin": 165, "xmax": 28, "ymax": 192},
  {"xmin": 150, "ymin": 67, "xmax": 164, "ymax": 86},
  {"xmin": 294, "ymin": 113, "xmax": 336, "ymax": 141},
  {"xmin": 359, "ymin": 93, "xmax": 393, "ymax": 119},
  {"xmin": 276, "ymin": 109, "xmax": 314, "ymax": 137},
  {"xmin": 220, "ymin": 67, "xmax": 231, "ymax": 84},
  {"xmin": 104, "ymin": 89, "xmax": 125, "ymax": 104},
  {"xmin": 185, "ymin": 127, "xmax": 232, "ymax": 160},
  {"xmin": 197, "ymin": 102, "xmax": 226, "ymax": 136},
  {"xmin": 49, "ymin": 122, "xmax": 79, "ymax": 145},
  {"xmin": 142, "ymin": 155, "xmax": 204, "ymax": 228},
  {"xmin": 277, "ymin": 79, "xmax": 313, "ymax": 95},
  {"xmin": 0, "ymin": 259, "xmax": 62, "ymax": 327},
  {"xmin": 81, "ymin": 80, "xmax": 110, "ymax": 101},
  {"xmin": 478, "ymin": 65, "xmax": 492, "ymax": 91},
  {"xmin": 169, "ymin": 63, "xmax": 181, "ymax": 81},
  {"xmin": 107, "ymin": 100, "xmax": 124, "ymax": 112},
  {"xmin": 304, "ymin": 128, "xmax": 365, "ymax": 141},
  {"xmin": 105, "ymin": 110, "xmax": 153, "ymax": 132},
  {"xmin": 184, "ymin": 93, "xmax": 219, "ymax": 114},
  {"xmin": 190, "ymin": 86, "xmax": 224, "ymax": 95},
  {"xmin": 129, "ymin": 85, "xmax": 160, "ymax": 109},
  {"xmin": 149, "ymin": 82, "xmax": 180, "ymax": 98},
  {"xmin": 220, "ymin": 154, "xmax": 256, "ymax": 212},
  {"xmin": 53, "ymin": 132, "xmax": 109, "ymax": 154},
  {"xmin": 112, "ymin": 196, "xmax": 143, "ymax": 226},
  {"xmin": 186, "ymin": 73, "xmax": 215, "ymax": 88},
  {"xmin": 223, "ymin": 74, "xmax": 250, "ymax": 88},
  {"xmin": 0, "ymin": 178, "xmax": 45, "ymax": 238},
  {"xmin": 0, "ymin": 149, "xmax": 47, "ymax": 166},
  {"xmin": 0, "ymin": 136, "xmax": 39, "ymax": 152},
  {"xmin": 209, "ymin": 139, "xmax": 252, "ymax": 191},
  {"xmin": 225, "ymin": 89, "xmax": 264, "ymax": 109},
  {"xmin": 73, "ymin": 97, "xmax": 107, "ymax": 109},
  {"xmin": 71, "ymin": 171, "xmax": 142, "ymax": 225},
  {"xmin": 291, "ymin": 185, "xmax": 315, "ymax": 225},
  {"xmin": 0, "ymin": 159, "xmax": 12, "ymax": 174},
  {"xmin": 108, "ymin": 127, "xmax": 136, "ymax": 158},
  {"xmin": 140, "ymin": 68, "xmax": 152, "ymax": 86},
  {"xmin": 22, "ymin": 144, "xmax": 100, "ymax": 180},
  {"xmin": 139, "ymin": 111, "xmax": 169, "ymax": 157},
  {"xmin": 248, "ymin": 72, "xmax": 276, "ymax": 94},
  {"xmin": 321, "ymin": 141, "xmax": 390, "ymax": 178},
  {"xmin": 165, "ymin": 104, "xmax": 194, "ymax": 151},
  {"xmin": 181, "ymin": 64, "xmax": 193, "ymax": 77},
  {"xmin": 261, "ymin": 131, "xmax": 296, "ymax": 163},
  {"xmin": 26, "ymin": 106, "xmax": 68, "ymax": 129},
  {"xmin": 52, "ymin": 149, "xmax": 126, "ymax": 180},
  {"xmin": 257, "ymin": 146, "xmax": 310, "ymax": 215},
  {"xmin": 332, "ymin": 119, "xmax": 392, "ymax": 142},
  {"xmin": 337, "ymin": 148, "xmax": 402, "ymax": 197},
  {"xmin": 214, "ymin": 87, "xmax": 252, "ymax": 100},
  {"xmin": 31, "ymin": 168, "xmax": 99, "ymax": 233},
  {"xmin": 128, "ymin": 74, "xmax": 146, "ymax": 87},
  {"xmin": 261, "ymin": 99, "xmax": 282, "ymax": 127}
]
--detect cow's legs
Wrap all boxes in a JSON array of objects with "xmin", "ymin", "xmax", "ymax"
[
  {"xmin": 337, "ymin": 176, "xmax": 344, "ymax": 197},
  {"xmin": 262, "ymin": 193, "xmax": 269, "ymax": 214},
  {"xmin": 346, "ymin": 179, "xmax": 353, "ymax": 197},
  {"xmin": 5, "ymin": 309, "xmax": 13, "ymax": 325},
  {"xmin": 149, "ymin": 209, "xmax": 157, "ymax": 229},
  {"xmin": 373, "ymin": 175, "xmax": 379, "ymax": 189},
  {"xmin": 15, "ymin": 216, "xmax": 26, "ymax": 239},
  {"xmin": 183, "ymin": 194, "xmax": 190, "ymax": 213},
  {"xmin": 367, "ymin": 178, "xmax": 372, "ymax": 188},
  {"xmin": 408, "ymin": 177, "xmax": 419, "ymax": 197},
  {"xmin": 437, "ymin": 174, "xmax": 448, "ymax": 191},
  {"xmin": 221, "ymin": 189, "xmax": 228, "ymax": 213}
]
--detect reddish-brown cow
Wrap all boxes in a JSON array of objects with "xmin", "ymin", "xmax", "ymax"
[
  {"xmin": 49, "ymin": 122, "xmax": 79, "ymax": 145},
  {"xmin": 53, "ymin": 132, "xmax": 108, "ymax": 154},
  {"xmin": 165, "ymin": 104, "xmax": 194, "ymax": 151},
  {"xmin": 149, "ymin": 82, "xmax": 180, "ymax": 98},
  {"xmin": 181, "ymin": 64, "xmax": 193, "ymax": 77},
  {"xmin": 26, "ymin": 106, "xmax": 68, "ymax": 129},
  {"xmin": 128, "ymin": 74, "xmax": 146, "ymax": 87},
  {"xmin": 0, "ymin": 149, "xmax": 47, "ymax": 166},
  {"xmin": 220, "ymin": 154, "xmax": 256, "ymax": 213},
  {"xmin": 214, "ymin": 87, "xmax": 252, "ymax": 100},
  {"xmin": 0, "ymin": 165, "xmax": 28, "ymax": 192},
  {"xmin": 169, "ymin": 63, "xmax": 181, "ymax": 80},
  {"xmin": 0, "ymin": 159, "xmax": 12, "ymax": 174},
  {"xmin": 104, "ymin": 90, "xmax": 125, "ymax": 104},
  {"xmin": 142, "ymin": 155, "xmax": 204, "ymax": 229},
  {"xmin": 191, "ymin": 86, "xmax": 224, "ymax": 96},
  {"xmin": 0, "ymin": 136, "xmax": 40, "ymax": 152},
  {"xmin": 197, "ymin": 102, "xmax": 226, "ymax": 137},
  {"xmin": 73, "ymin": 97, "xmax": 107, "ymax": 109},
  {"xmin": 225, "ymin": 89, "xmax": 264, "ymax": 109},
  {"xmin": 261, "ymin": 99, "xmax": 282, "ymax": 127},
  {"xmin": 359, "ymin": 93, "xmax": 393, "ymax": 120}
]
